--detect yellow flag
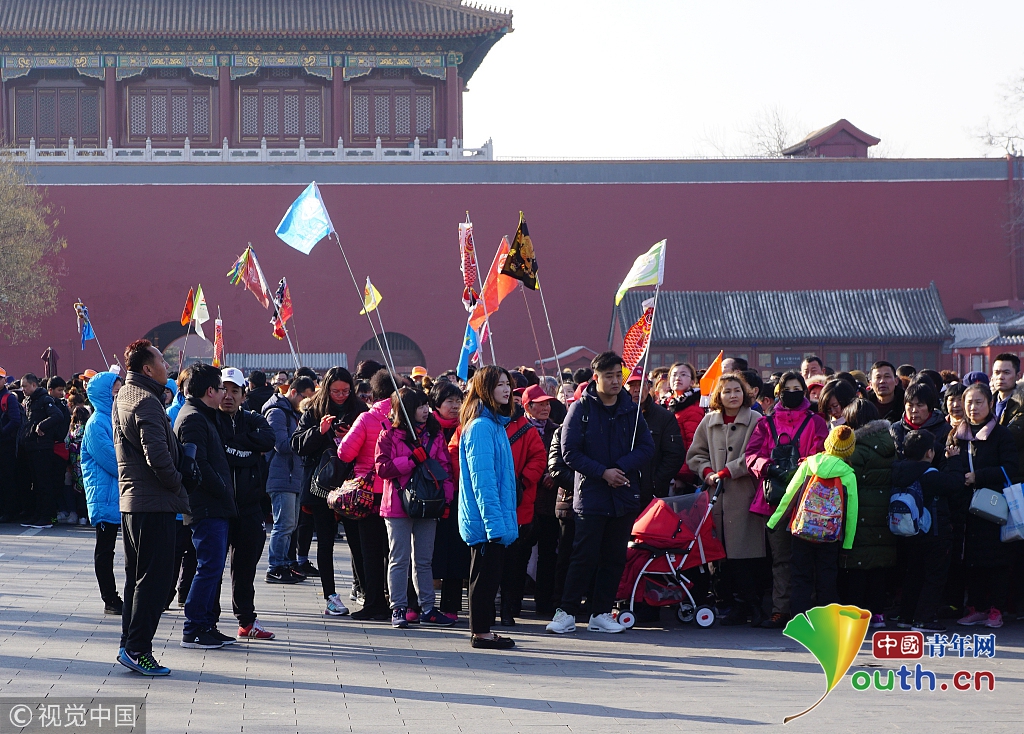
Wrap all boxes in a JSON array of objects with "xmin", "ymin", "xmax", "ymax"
[{"xmin": 359, "ymin": 277, "xmax": 383, "ymax": 315}]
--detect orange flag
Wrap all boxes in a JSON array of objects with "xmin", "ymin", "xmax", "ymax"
[
  {"xmin": 180, "ymin": 287, "xmax": 195, "ymax": 326},
  {"xmin": 699, "ymin": 351, "xmax": 724, "ymax": 407},
  {"xmin": 469, "ymin": 236, "xmax": 518, "ymax": 332}
]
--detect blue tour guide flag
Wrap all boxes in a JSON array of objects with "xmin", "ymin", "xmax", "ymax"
[
  {"xmin": 457, "ymin": 320, "xmax": 480, "ymax": 381},
  {"xmin": 81, "ymin": 320, "xmax": 95, "ymax": 350},
  {"xmin": 275, "ymin": 182, "xmax": 336, "ymax": 254}
]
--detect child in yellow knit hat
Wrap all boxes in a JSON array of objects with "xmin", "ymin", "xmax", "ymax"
[{"xmin": 768, "ymin": 425, "xmax": 859, "ymax": 617}]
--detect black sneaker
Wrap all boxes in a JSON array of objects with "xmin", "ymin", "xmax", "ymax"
[
  {"xmin": 912, "ymin": 619, "xmax": 947, "ymax": 633},
  {"xmin": 296, "ymin": 560, "xmax": 319, "ymax": 577},
  {"xmin": 104, "ymin": 598, "xmax": 124, "ymax": 615},
  {"xmin": 266, "ymin": 567, "xmax": 302, "ymax": 584},
  {"xmin": 180, "ymin": 630, "xmax": 225, "ymax": 649},
  {"xmin": 209, "ymin": 627, "xmax": 236, "ymax": 645},
  {"xmin": 288, "ymin": 568, "xmax": 307, "ymax": 582},
  {"xmin": 392, "ymin": 607, "xmax": 409, "ymax": 629}
]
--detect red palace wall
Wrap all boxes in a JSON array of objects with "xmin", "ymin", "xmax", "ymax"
[{"xmin": 1, "ymin": 173, "xmax": 1013, "ymax": 376}]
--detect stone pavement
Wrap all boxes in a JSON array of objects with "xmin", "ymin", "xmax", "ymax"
[{"xmin": 1, "ymin": 523, "xmax": 1022, "ymax": 734}]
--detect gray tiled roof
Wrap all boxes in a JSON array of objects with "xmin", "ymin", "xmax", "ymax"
[
  {"xmin": 616, "ymin": 284, "xmax": 952, "ymax": 346},
  {"xmin": 0, "ymin": 0, "xmax": 512, "ymax": 38}
]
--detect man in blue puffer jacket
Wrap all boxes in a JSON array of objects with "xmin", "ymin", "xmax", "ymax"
[
  {"xmin": 547, "ymin": 351, "xmax": 654, "ymax": 635},
  {"xmin": 82, "ymin": 371, "xmax": 124, "ymax": 615}
]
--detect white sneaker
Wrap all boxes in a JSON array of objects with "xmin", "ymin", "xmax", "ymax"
[
  {"xmin": 545, "ymin": 609, "xmax": 576, "ymax": 634},
  {"xmin": 55, "ymin": 511, "xmax": 69, "ymax": 524},
  {"xmin": 68, "ymin": 512, "xmax": 78, "ymax": 525},
  {"xmin": 325, "ymin": 594, "xmax": 350, "ymax": 617},
  {"xmin": 588, "ymin": 613, "xmax": 626, "ymax": 634}
]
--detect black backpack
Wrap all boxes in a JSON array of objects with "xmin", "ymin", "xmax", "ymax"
[
  {"xmin": 762, "ymin": 414, "xmax": 814, "ymax": 504},
  {"xmin": 400, "ymin": 431, "xmax": 449, "ymax": 519}
]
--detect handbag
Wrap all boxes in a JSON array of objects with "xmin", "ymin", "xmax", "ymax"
[
  {"xmin": 1000, "ymin": 482, "xmax": 1024, "ymax": 542},
  {"xmin": 400, "ymin": 432, "xmax": 449, "ymax": 519},
  {"xmin": 311, "ymin": 447, "xmax": 354, "ymax": 500},
  {"xmin": 327, "ymin": 474, "xmax": 376, "ymax": 520},
  {"xmin": 966, "ymin": 453, "xmax": 1009, "ymax": 525}
]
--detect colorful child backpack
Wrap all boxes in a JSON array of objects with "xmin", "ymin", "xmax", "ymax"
[
  {"xmin": 888, "ymin": 468, "xmax": 936, "ymax": 537},
  {"xmin": 789, "ymin": 472, "xmax": 846, "ymax": 543}
]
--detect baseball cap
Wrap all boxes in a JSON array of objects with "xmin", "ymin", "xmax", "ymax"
[
  {"xmin": 222, "ymin": 367, "xmax": 246, "ymax": 387},
  {"xmin": 83, "ymin": 369, "xmax": 98, "ymax": 379},
  {"xmin": 411, "ymin": 366, "xmax": 428, "ymax": 378},
  {"xmin": 624, "ymin": 365, "xmax": 645, "ymax": 383},
  {"xmin": 522, "ymin": 384, "xmax": 555, "ymax": 404}
]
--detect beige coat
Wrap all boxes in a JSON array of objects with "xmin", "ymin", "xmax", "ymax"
[{"xmin": 686, "ymin": 407, "xmax": 765, "ymax": 559}]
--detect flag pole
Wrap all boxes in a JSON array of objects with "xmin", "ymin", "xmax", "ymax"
[
  {"xmin": 180, "ymin": 299, "xmax": 195, "ymax": 371},
  {"xmin": 82, "ymin": 309, "xmax": 111, "ymax": 368},
  {"xmin": 468, "ymin": 212, "xmax": 497, "ymax": 365},
  {"xmin": 519, "ymin": 283, "xmax": 547, "ymax": 376},
  {"xmin": 631, "ymin": 285, "xmax": 661, "ymax": 451},
  {"xmin": 249, "ymin": 245, "xmax": 301, "ymax": 370},
  {"xmin": 535, "ymin": 274, "xmax": 562, "ymax": 376}
]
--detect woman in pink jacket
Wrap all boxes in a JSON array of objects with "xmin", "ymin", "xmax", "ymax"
[
  {"xmin": 744, "ymin": 371, "xmax": 828, "ymax": 628},
  {"xmin": 338, "ymin": 369, "xmax": 395, "ymax": 621},
  {"xmin": 375, "ymin": 387, "xmax": 456, "ymax": 629}
]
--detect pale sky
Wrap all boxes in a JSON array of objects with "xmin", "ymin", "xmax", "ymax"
[{"xmin": 463, "ymin": 0, "xmax": 1024, "ymax": 159}]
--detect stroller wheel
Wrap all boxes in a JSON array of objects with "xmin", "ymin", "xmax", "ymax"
[
  {"xmin": 616, "ymin": 610, "xmax": 636, "ymax": 629},
  {"xmin": 677, "ymin": 603, "xmax": 696, "ymax": 624},
  {"xmin": 695, "ymin": 606, "xmax": 716, "ymax": 628}
]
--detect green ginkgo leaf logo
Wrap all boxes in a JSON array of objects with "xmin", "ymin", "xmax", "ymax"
[{"xmin": 782, "ymin": 604, "xmax": 871, "ymax": 723}]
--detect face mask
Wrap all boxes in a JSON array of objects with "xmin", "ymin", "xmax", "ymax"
[{"xmin": 780, "ymin": 391, "xmax": 805, "ymax": 409}]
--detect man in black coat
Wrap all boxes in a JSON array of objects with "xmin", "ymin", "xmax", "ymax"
[
  {"xmin": 626, "ymin": 367, "xmax": 685, "ymax": 504},
  {"xmin": 18, "ymin": 373, "xmax": 66, "ymax": 528},
  {"xmin": 216, "ymin": 368, "xmax": 277, "ymax": 640},
  {"xmin": 174, "ymin": 363, "xmax": 236, "ymax": 650},
  {"xmin": 242, "ymin": 370, "xmax": 277, "ymax": 414}
]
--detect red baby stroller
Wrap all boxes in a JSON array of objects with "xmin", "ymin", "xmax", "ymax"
[{"xmin": 614, "ymin": 480, "xmax": 726, "ymax": 629}]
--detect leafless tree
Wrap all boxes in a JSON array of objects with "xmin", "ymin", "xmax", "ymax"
[{"xmin": 740, "ymin": 105, "xmax": 805, "ymax": 157}]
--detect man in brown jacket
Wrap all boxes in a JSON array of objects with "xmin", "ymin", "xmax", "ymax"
[{"xmin": 113, "ymin": 339, "xmax": 191, "ymax": 676}]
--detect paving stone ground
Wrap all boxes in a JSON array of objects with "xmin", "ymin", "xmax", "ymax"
[{"xmin": 1, "ymin": 523, "xmax": 1022, "ymax": 733}]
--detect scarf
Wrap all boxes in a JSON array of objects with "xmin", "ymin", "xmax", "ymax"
[
  {"xmin": 666, "ymin": 387, "xmax": 700, "ymax": 413},
  {"xmin": 526, "ymin": 415, "xmax": 546, "ymax": 434},
  {"xmin": 433, "ymin": 410, "xmax": 459, "ymax": 432}
]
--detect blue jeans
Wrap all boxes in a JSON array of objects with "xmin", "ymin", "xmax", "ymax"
[
  {"xmin": 183, "ymin": 517, "xmax": 229, "ymax": 637},
  {"xmin": 268, "ymin": 492, "xmax": 300, "ymax": 570}
]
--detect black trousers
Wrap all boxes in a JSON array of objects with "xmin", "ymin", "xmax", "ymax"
[
  {"xmin": 944, "ymin": 519, "xmax": 967, "ymax": 612},
  {"xmin": 469, "ymin": 541, "xmax": 505, "ymax": 634},
  {"xmin": 0, "ymin": 443, "xmax": 19, "ymax": 518},
  {"xmin": 28, "ymin": 450, "xmax": 58, "ymax": 521},
  {"xmin": 168, "ymin": 519, "xmax": 197, "ymax": 607},
  {"xmin": 840, "ymin": 567, "xmax": 889, "ymax": 616},
  {"xmin": 94, "ymin": 522, "xmax": 120, "ymax": 603},
  {"xmin": 499, "ymin": 524, "xmax": 534, "ymax": 618},
  {"xmin": 967, "ymin": 565, "xmax": 1010, "ymax": 613},
  {"xmin": 121, "ymin": 512, "xmax": 176, "ymax": 655},
  {"xmin": 306, "ymin": 499, "xmax": 339, "ymax": 600},
  {"xmin": 533, "ymin": 514, "xmax": 560, "ymax": 616},
  {"xmin": 291, "ymin": 506, "xmax": 315, "ymax": 559},
  {"xmin": 340, "ymin": 516, "xmax": 365, "ymax": 595},
  {"xmin": 440, "ymin": 579, "xmax": 464, "ymax": 614},
  {"xmin": 560, "ymin": 513, "xmax": 633, "ymax": 618},
  {"xmin": 553, "ymin": 514, "xmax": 576, "ymax": 603},
  {"xmin": 901, "ymin": 536, "xmax": 951, "ymax": 622},
  {"xmin": 214, "ymin": 512, "xmax": 267, "ymax": 628},
  {"xmin": 789, "ymin": 536, "xmax": 839, "ymax": 616},
  {"xmin": 358, "ymin": 512, "xmax": 388, "ymax": 611}
]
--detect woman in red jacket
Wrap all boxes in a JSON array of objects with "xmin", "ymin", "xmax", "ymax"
[
  {"xmin": 663, "ymin": 362, "xmax": 704, "ymax": 493},
  {"xmin": 497, "ymin": 398, "xmax": 547, "ymax": 626}
]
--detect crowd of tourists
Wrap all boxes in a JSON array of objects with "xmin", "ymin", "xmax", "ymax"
[{"xmin": 1, "ymin": 344, "xmax": 1023, "ymax": 677}]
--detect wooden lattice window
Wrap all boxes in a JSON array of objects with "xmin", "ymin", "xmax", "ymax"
[
  {"xmin": 349, "ymin": 88, "xmax": 433, "ymax": 146},
  {"xmin": 125, "ymin": 79, "xmax": 213, "ymax": 145},
  {"xmin": 12, "ymin": 86, "xmax": 102, "ymax": 147},
  {"xmin": 235, "ymin": 70, "xmax": 327, "ymax": 146}
]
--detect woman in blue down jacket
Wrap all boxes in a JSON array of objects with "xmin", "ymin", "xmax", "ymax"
[
  {"xmin": 81, "ymin": 371, "xmax": 124, "ymax": 615},
  {"xmin": 458, "ymin": 365, "xmax": 518, "ymax": 650}
]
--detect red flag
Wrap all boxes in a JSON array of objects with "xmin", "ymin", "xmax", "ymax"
[
  {"xmin": 275, "ymin": 278, "xmax": 293, "ymax": 324},
  {"xmin": 243, "ymin": 250, "xmax": 271, "ymax": 309},
  {"xmin": 213, "ymin": 318, "xmax": 224, "ymax": 367},
  {"xmin": 469, "ymin": 237, "xmax": 518, "ymax": 333},
  {"xmin": 622, "ymin": 297, "xmax": 655, "ymax": 377},
  {"xmin": 271, "ymin": 313, "xmax": 286, "ymax": 340},
  {"xmin": 180, "ymin": 287, "xmax": 195, "ymax": 326}
]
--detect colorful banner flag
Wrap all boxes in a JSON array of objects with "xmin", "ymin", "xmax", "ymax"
[
  {"xmin": 359, "ymin": 277, "xmax": 383, "ymax": 315},
  {"xmin": 74, "ymin": 302, "xmax": 95, "ymax": 351},
  {"xmin": 275, "ymin": 278, "xmax": 293, "ymax": 324},
  {"xmin": 193, "ymin": 285, "xmax": 210, "ymax": 340},
  {"xmin": 212, "ymin": 318, "xmax": 224, "ymax": 368},
  {"xmin": 271, "ymin": 313, "xmax": 286, "ymax": 340},
  {"xmin": 699, "ymin": 351, "xmax": 724, "ymax": 408},
  {"xmin": 180, "ymin": 287, "xmax": 195, "ymax": 326},
  {"xmin": 459, "ymin": 219, "xmax": 479, "ymax": 311},
  {"xmin": 275, "ymin": 182, "xmax": 335, "ymax": 254},
  {"xmin": 615, "ymin": 239, "xmax": 667, "ymax": 305},
  {"xmin": 457, "ymin": 320, "xmax": 481, "ymax": 381},
  {"xmin": 227, "ymin": 246, "xmax": 271, "ymax": 309},
  {"xmin": 500, "ymin": 212, "xmax": 539, "ymax": 290},
  {"xmin": 621, "ymin": 297, "xmax": 655, "ymax": 379},
  {"xmin": 469, "ymin": 237, "xmax": 518, "ymax": 332}
]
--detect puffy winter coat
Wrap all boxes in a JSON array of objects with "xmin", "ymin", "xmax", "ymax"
[
  {"xmin": 840, "ymin": 420, "xmax": 897, "ymax": 570},
  {"xmin": 81, "ymin": 372, "xmax": 121, "ymax": 526},
  {"xmin": 506, "ymin": 411, "xmax": 547, "ymax": 526},
  {"xmin": 174, "ymin": 397, "xmax": 236, "ymax": 522},
  {"xmin": 667, "ymin": 390, "xmax": 703, "ymax": 482},
  {"xmin": 458, "ymin": 406, "xmax": 518, "ymax": 547},
  {"xmin": 338, "ymin": 398, "xmax": 390, "ymax": 493},
  {"xmin": 945, "ymin": 418, "xmax": 1019, "ymax": 568},
  {"xmin": 561, "ymin": 382, "xmax": 655, "ymax": 517},
  {"xmin": 166, "ymin": 384, "xmax": 186, "ymax": 425},
  {"xmin": 745, "ymin": 398, "xmax": 828, "ymax": 490},
  {"xmin": 263, "ymin": 393, "xmax": 302, "ymax": 494},
  {"xmin": 375, "ymin": 423, "xmax": 454, "ymax": 519},
  {"xmin": 767, "ymin": 453, "xmax": 860, "ymax": 550},
  {"xmin": 21, "ymin": 386, "xmax": 65, "ymax": 452},
  {"xmin": 686, "ymin": 407, "xmax": 764, "ymax": 559},
  {"xmin": 218, "ymin": 407, "xmax": 275, "ymax": 516},
  {"xmin": 891, "ymin": 410, "xmax": 951, "ymax": 468},
  {"xmin": 641, "ymin": 397, "xmax": 685, "ymax": 503}
]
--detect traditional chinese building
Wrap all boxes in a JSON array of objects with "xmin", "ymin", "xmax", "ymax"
[{"xmin": 0, "ymin": 0, "xmax": 512, "ymax": 151}]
